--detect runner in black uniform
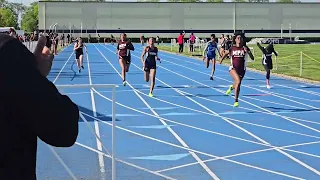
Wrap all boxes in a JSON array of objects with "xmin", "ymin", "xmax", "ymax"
[
  {"xmin": 141, "ymin": 37, "xmax": 161, "ymax": 97},
  {"xmin": 257, "ymin": 42, "xmax": 278, "ymax": 89},
  {"xmin": 74, "ymin": 38, "xmax": 87, "ymax": 73},
  {"xmin": 220, "ymin": 35, "xmax": 232, "ymax": 58}
]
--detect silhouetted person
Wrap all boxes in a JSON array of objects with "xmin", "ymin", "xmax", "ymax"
[{"xmin": 0, "ymin": 34, "xmax": 79, "ymax": 180}]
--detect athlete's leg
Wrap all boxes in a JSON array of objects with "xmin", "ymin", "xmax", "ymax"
[
  {"xmin": 210, "ymin": 58, "xmax": 216, "ymax": 80},
  {"xmin": 229, "ymin": 69, "xmax": 242, "ymax": 107},
  {"xmin": 144, "ymin": 69, "xmax": 150, "ymax": 82},
  {"xmin": 206, "ymin": 57, "xmax": 210, "ymax": 68},
  {"xmin": 149, "ymin": 68, "xmax": 156, "ymax": 97},
  {"xmin": 75, "ymin": 53, "xmax": 81, "ymax": 72},
  {"xmin": 125, "ymin": 61, "xmax": 130, "ymax": 72},
  {"xmin": 125, "ymin": 57, "xmax": 131, "ymax": 72},
  {"xmin": 264, "ymin": 64, "xmax": 271, "ymax": 88},
  {"xmin": 119, "ymin": 58, "xmax": 126, "ymax": 85},
  {"xmin": 79, "ymin": 54, "xmax": 84, "ymax": 69}
]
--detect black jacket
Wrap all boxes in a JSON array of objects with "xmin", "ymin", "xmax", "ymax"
[{"xmin": 0, "ymin": 34, "xmax": 79, "ymax": 180}]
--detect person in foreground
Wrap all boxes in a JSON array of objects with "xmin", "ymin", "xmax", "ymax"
[
  {"xmin": 220, "ymin": 32, "xmax": 254, "ymax": 107},
  {"xmin": 257, "ymin": 41, "xmax": 278, "ymax": 89},
  {"xmin": 0, "ymin": 34, "xmax": 79, "ymax": 180},
  {"xmin": 141, "ymin": 37, "xmax": 161, "ymax": 97}
]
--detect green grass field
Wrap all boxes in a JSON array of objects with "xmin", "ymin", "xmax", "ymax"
[{"xmin": 158, "ymin": 44, "xmax": 320, "ymax": 81}]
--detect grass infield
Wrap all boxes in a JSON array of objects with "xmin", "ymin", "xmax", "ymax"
[{"xmin": 158, "ymin": 44, "xmax": 320, "ymax": 82}]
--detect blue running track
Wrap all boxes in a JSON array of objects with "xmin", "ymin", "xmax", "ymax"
[{"xmin": 37, "ymin": 43, "xmax": 320, "ymax": 180}]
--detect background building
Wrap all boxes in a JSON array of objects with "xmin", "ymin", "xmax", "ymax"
[{"xmin": 38, "ymin": 1, "xmax": 320, "ymax": 38}]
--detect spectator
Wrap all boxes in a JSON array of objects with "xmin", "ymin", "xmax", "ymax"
[
  {"xmin": 0, "ymin": 34, "xmax": 79, "ymax": 180},
  {"xmin": 8, "ymin": 28, "xmax": 17, "ymax": 38},
  {"xmin": 189, "ymin": 32, "xmax": 195, "ymax": 52},
  {"xmin": 177, "ymin": 31, "xmax": 185, "ymax": 53}
]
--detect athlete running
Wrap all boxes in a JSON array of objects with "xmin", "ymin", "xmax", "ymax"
[
  {"xmin": 140, "ymin": 35, "xmax": 145, "ymax": 46},
  {"xmin": 74, "ymin": 37, "xmax": 87, "ymax": 73},
  {"xmin": 257, "ymin": 42, "xmax": 278, "ymax": 89},
  {"xmin": 117, "ymin": 33, "xmax": 134, "ymax": 86},
  {"xmin": 220, "ymin": 32, "xmax": 254, "ymax": 107},
  {"xmin": 203, "ymin": 34, "xmax": 220, "ymax": 80},
  {"xmin": 141, "ymin": 37, "xmax": 161, "ymax": 97}
]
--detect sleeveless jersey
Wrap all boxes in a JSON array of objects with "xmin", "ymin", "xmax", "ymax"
[
  {"xmin": 205, "ymin": 41, "xmax": 217, "ymax": 57},
  {"xmin": 145, "ymin": 46, "xmax": 158, "ymax": 63},
  {"xmin": 229, "ymin": 46, "xmax": 248, "ymax": 72},
  {"xmin": 262, "ymin": 53, "xmax": 272, "ymax": 65},
  {"xmin": 117, "ymin": 40, "xmax": 132, "ymax": 57},
  {"xmin": 75, "ymin": 43, "xmax": 83, "ymax": 53}
]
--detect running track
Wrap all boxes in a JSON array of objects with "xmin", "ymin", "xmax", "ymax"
[{"xmin": 36, "ymin": 43, "xmax": 320, "ymax": 180}]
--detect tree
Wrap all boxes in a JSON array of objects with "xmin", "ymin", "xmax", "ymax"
[
  {"xmin": 232, "ymin": 0, "xmax": 247, "ymax": 2},
  {"xmin": 21, "ymin": 2, "xmax": 38, "ymax": 32},
  {"xmin": 0, "ymin": 8, "xmax": 17, "ymax": 27},
  {"xmin": 0, "ymin": 0, "xmax": 6, "ymax": 7},
  {"xmin": 206, "ymin": 0, "xmax": 224, "ymax": 2},
  {"xmin": 138, "ymin": 0, "xmax": 160, "ymax": 2},
  {"xmin": 167, "ymin": 0, "xmax": 202, "ymax": 2},
  {"xmin": 248, "ymin": 0, "xmax": 269, "ymax": 2}
]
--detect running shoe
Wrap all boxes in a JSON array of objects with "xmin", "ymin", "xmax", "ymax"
[
  {"xmin": 225, "ymin": 85, "xmax": 233, "ymax": 95},
  {"xmin": 148, "ymin": 92, "xmax": 153, "ymax": 97},
  {"xmin": 234, "ymin": 102, "xmax": 239, "ymax": 107}
]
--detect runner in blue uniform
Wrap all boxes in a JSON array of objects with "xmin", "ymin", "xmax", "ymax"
[
  {"xmin": 203, "ymin": 34, "xmax": 220, "ymax": 80},
  {"xmin": 141, "ymin": 37, "xmax": 161, "ymax": 97}
]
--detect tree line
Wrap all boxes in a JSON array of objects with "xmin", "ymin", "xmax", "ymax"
[{"xmin": 0, "ymin": 0, "xmax": 299, "ymax": 33}]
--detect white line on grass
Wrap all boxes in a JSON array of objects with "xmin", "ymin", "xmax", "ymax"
[{"xmin": 157, "ymin": 50, "xmax": 320, "ymax": 96}]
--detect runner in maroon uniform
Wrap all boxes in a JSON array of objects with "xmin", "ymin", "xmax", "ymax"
[
  {"xmin": 220, "ymin": 32, "xmax": 254, "ymax": 107},
  {"xmin": 117, "ymin": 33, "xmax": 134, "ymax": 86}
]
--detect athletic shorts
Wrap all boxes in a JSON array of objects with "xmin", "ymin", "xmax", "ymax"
[
  {"xmin": 207, "ymin": 54, "xmax": 216, "ymax": 61},
  {"xmin": 76, "ymin": 51, "xmax": 83, "ymax": 59},
  {"xmin": 229, "ymin": 66, "xmax": 246, "ymax": 78},
  {"xmin": 262, "ymin": 59, "xmax": 273, "ymax": 70},
  {"xmin": 120, "ymin": 56, "xmax": 131, "ymax": 64},
  {"xmin": 144, "ymin": 61, "xmax": 156, "ymax": 72}
]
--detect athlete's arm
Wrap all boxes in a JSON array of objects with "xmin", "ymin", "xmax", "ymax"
[
  {"xmin": 202, "ymin": 42, "xmax": 209, "ymax": 57},
  {"xmin": 116, "ymin": 43, "xmax": 120, "ymax": 54},
  {"xmin": 256, "ymin": 42, "xmax": 266, "ymax": 54},
  {"xmin": 155, "ymin": 47, "xmax": 161, "ymax": 62},
  {"xmin": 273, "ymin": 49, "xmax": 278, "ymax": 56},
  {"xmin": 140, "ymin": 47, "xmax": 147, "ymax": 64},
  {"xmin": 245, "ymin": 46, "xmax": 255, "ymax": 61},
  {"xmin": 127, "ymin": 41, "xmax": 135, "ymax": 51},
  {"xmin": 0, "ymin": 35, "xmax": 79, "ymax": 147},
  {"xmin": 73, "ymin": 43, "xmax": 78, "ymax": 50},
  {"xmin": 220, "ymin": 49, "xmax": 229, "ymax": 64}
]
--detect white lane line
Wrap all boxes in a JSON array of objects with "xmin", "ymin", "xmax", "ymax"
[
  {"xmin": 86, "ymin": 47, "xmax": 106, "ymax": 179},
  {"xmin": 95, "ymin": 44, "xmax": 221, "ymax": 180}
]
